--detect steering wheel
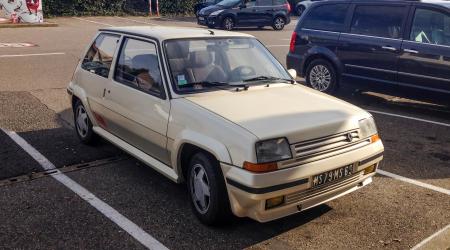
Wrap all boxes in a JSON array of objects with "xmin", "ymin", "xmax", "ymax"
[
  {"xmin": 230, "ymin": 66, "xmax": 256, "ymax": 82},
  {"xmin": 95, "ymin": 66, "xmax": 110, "ymax": 78}
]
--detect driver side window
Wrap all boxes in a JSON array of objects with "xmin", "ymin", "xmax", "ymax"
[
  {"xmin": 114, "ymin": 38, "xmax": 163, "ymax": 97},
  {"xmin": 410, "ymin": 8, "xmax": 450, "ymax": 46},
  {"xmin": 81, "ymin": 33, "xmax": 120, "ymax": 78}
]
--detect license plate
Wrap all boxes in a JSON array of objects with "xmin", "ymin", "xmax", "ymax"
[
  {"xmin": 312, "ymin": 164, "xmax": 354, "ymax": 188},
  {"xmin": 198, "ymin": 17, "xmax": 205, "ymax": 21}
]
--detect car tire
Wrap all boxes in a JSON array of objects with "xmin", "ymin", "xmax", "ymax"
[
  {"xmin": 296, "ymin": 5, "xmax": 306, "ymax": 16},
  {"xmin": 222, "ymin": 17, "xmax": 234, "ymax": 31},
  {"xmin": 305, "ymin": 59, "xmax": 338, "ymax": 94},
  {"xmin": 74, "ymin": 99, "xmax": 98, "ymax": 145},
  {"xmin": 187, "ymin": 152, "xmax": 232, "ymax": 226},
  {"xmin": 272, "ymin": 16, "xmax": 285, "ymax": 30}
]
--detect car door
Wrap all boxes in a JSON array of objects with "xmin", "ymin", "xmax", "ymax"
[
  {"xmin": 398, "ymin": 5, "xmax": 450, "ymax": 94},
  {"xmin": 77, "ymin": 33, "xmax": 120, "ymax": 126},
  {"xmin": 255, "ymin": 0, "xmax": 274, "ymax": 25},
  {"xmin": 337, "ymin": 4, "xmax": 409, "ymax": 85},
  {"xmin": 102, "ymin": 36, "xmax": 171, "ymax": 166},
  {"xmin": 237, "ymin": 0, "xmax": 258, "ymax": 26}
]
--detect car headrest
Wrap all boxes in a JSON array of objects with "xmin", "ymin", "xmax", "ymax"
[
  {"xmin": 190, "ymin": 51, "xmax": 213, "ymax": 67},
  {"xmin": 132, "ymin": 54, "xmax": 159, "ymax": 72},
  {"xmin": 166, "ymin": 41, "xmax": 189, "ymax": 59}
]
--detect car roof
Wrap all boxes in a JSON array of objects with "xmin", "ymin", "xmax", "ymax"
[{"xmin": 99, "ymin": 26, "xmax": 254, "ymax": 41}]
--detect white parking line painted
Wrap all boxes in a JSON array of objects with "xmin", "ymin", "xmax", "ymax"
[
  {"xmin": 367, "ymin": 109, "xmax": 450, "ymax": 128},
  {"xmin": 72, "ymin": 17, "xmax": 114, "ymax": 27},
  {"xmin": 0, "ymin": 52, "xmax": 65, "ymax": 58},
  {"xmin": 411, "ymin": 224, "xmax": 450, "ymax": 250},
  {"xmin": 115, "ymin": 16, "xmax": 156, "ymax": 25},
  {"xmin": 2, "ymin": 129, "xmax": 168, "ymax": 250},
  {"xmin": 377, "ymin": 169, "xmax": 450, "ymax": 196}
]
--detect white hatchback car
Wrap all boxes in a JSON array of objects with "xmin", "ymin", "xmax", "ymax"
[{"xmin": 67, "ymin": 26, "xmax": 384, "ymax": 225}]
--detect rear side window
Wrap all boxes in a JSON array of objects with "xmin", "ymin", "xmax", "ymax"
[
  {"xmin": 410, "ymin": 8, "xmax": 450, "ymax": 46},
  {"xmin": 302, "ymin": 4, "xmax": 349, "ymax": 32},
  {"xmin": 350, "ymin": 5, "xmax": 405, "ymax": 39},
  {"xmin": 114, "ymin": 38, "xmax": 163, "ymax": 96},
  {"xmin": 82, "ymin": 33, "xmax": 120, "ymax": 78}
]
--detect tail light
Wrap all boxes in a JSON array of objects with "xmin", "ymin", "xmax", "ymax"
[
  {"xmin": 285, "ymin": 3, "xmax": 291, "ymax": 13},
  {"xmin": 289, "ymin": 31, "xmax": 297, "ymax": 53}
]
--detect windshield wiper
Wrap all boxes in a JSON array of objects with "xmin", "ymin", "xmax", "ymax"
[
  {"xmin": 243, "ymin": 76, "xmax": 294, "ymax": 84},
  {"xmin": 179, "ymin": 81, "xmax": 250, "ymax": 91}
]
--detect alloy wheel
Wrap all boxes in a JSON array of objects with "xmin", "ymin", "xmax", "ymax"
[
  {"xmin": 223, "ymin": 18, "xmax": 234, "ymax": 31},
  {"xmin": 76, "ymin": 105, "xmax": 89, "ymax": 138},
  {"xmin": 189, "ymin": 163, "xmax": 211, "ymax": 214},
  {"xmin": 274, "ymin": 17, "xmax": 285, "ymax": 30},
  {"xmin": 297, "ymin": 6, "xmax": 305, "ymax": 16},
  {"xmin": 309, "ymin": 64, "xmax": 332, "ymax": 91}
]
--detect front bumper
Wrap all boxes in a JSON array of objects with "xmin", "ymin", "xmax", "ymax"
[
  {"xmin": 221, "ymin": 140, "xmax": 384, "ymax": 222},
  {"xmin": 197, "ymin": 15, "xmax": 219, "ymax": 27}
]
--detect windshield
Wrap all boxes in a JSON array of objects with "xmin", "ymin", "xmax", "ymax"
[
  {"xmin": 165, "ymin": 37, "xmax": 291, "ymax": 93},
  {"xmin": 434, "ymin": 2, "xmax": 450, "ymax": 8},
  {"xmin": 217, "ymin": 0, "xmax": 240, "ymax": 7}
]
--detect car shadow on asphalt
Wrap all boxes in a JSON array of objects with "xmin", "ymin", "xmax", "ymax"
[
  {"xmin": 334, "ymin": 85, "xmax": 450, "ymax": 119},
  {"xmin": 69, "ymin": 154, "xmax": 333, "ymax": 249},
  {"xmin": 36, "ymin": 108, "xmax": 335, "ymax": 249}
]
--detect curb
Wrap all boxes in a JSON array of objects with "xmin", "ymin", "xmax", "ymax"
[{"xmin": 0, "ymin": 22, "xmax": 58, "ymax": 28}]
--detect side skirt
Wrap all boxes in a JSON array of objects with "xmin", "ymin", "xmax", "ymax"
[{"xmin": 93, "ymin": 126, "xmax": 180, "ymax": 183}]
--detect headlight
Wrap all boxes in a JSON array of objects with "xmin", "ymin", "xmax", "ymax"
[
  {"xmin": 359, "ymin": 117, "xmax": 378, "ymax": 139},
  {"xmin": 256, "ymin": 138, "xmax": 292, "ymax": 163},
  {"xmin": 210, "ymin": 10, "xmax": 224, "ymax": 16}
]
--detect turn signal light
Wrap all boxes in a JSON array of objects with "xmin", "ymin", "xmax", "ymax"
[
  {"xmin": 266, "ymin": 196, "xmax": 285, "ymax": 209},
  {"xmin": 370, "ymin": 134, "xmax": 380, "ymax": 143},
  {"xmin": 243, "ymin": 161, "xmax": 278, "ymax": 173}
]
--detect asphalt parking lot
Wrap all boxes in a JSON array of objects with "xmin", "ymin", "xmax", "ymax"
[{"xmin": 0, "ymin": 16, "xmax": 449, "ymax": 249}]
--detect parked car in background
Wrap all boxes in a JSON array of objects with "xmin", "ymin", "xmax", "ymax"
[
  {"xmin": 68, "ymin": 26, "xmax": 384, "ymax": 225},
  {"xmin": 287, "ymin": 0, "xmax": 450, "ymax": 104},
  {"xmin": 197, "ymin": 0, "xmax": 291, "ymax": 30},
  {"xmin": 194, "ymin": 0, "xmax": 221, "ymax": 16},
  {"xmin": 295, "ymin": 0, "xmax": 322, "ymax": 16}
]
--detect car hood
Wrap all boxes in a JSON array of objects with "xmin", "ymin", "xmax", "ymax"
[
  {"xmin": 199, "ymin": 5, "xmax": 224, "ymax": 15},
  {"xmin": 184, "ymin": 84, "xmax": 370, "ymax": 143}
]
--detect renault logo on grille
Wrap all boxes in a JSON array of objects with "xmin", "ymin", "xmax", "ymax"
[{"xmin": 346, "ymin": 133, "xmax": 354, "ymax": 142}]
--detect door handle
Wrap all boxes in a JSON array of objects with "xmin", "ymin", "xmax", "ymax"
[
  {"xmin": 381, "ymin": 46, "xmax": 397, "ymax": 51},
  {"xmin": 404, "ymin": 49, "xmax": 418, "ymax": 54},
  {"xmin": 102, "ymin": 88, "xmax": 106, "ymax": 97}
]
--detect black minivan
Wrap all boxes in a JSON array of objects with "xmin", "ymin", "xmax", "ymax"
[
  {"xmin": 287, "ymin": 0, "xmax": 450, "ymax": 103},
  {"xmin": 197, "ymin": 0, "xmax": 291, "ymax": 30}
]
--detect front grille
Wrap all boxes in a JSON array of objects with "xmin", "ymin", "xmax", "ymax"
[
  {"xmin": 294, "ymin": 130, "xmax": 360, "ymax": 158},
  {"xmin": 280, "ymin": 130, "xmax": 370, "ymax": 168},
  {"xmin": 284, "ymin": 172, "xmax": 363, "ymax": 205}
]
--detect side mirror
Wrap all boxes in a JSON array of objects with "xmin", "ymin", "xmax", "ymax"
[{"xmin": 288, "ymin": 69, "xmax": 297, "ymax": 79}]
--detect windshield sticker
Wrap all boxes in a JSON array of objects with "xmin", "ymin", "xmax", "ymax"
[{"xmin": 177, "ymin": 75, "xmax": 187, "ymax": 86}]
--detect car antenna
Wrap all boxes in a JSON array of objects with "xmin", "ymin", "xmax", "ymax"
[{"xmin": 208, "ymin": 29, "xmax": 215, "ymax": 35}]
